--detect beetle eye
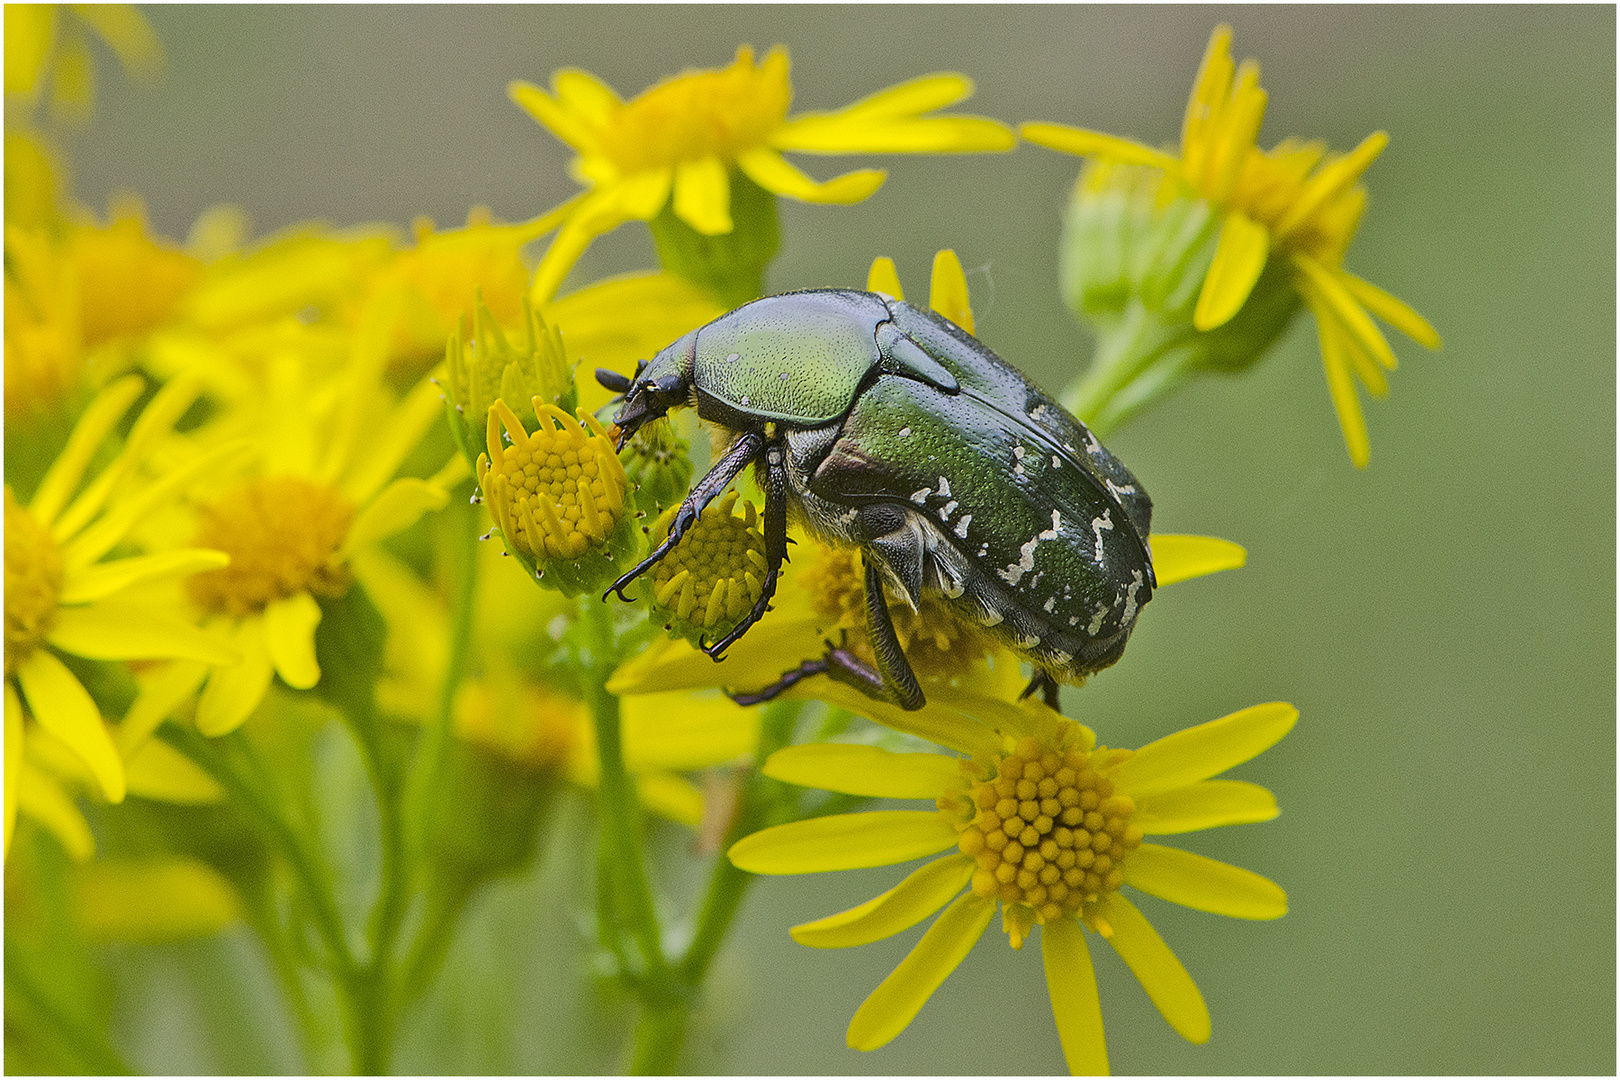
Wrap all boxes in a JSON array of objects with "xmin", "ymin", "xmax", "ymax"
[{"xmin": 651, "ymin": 374, "xmax": 685, "ymax": 400}]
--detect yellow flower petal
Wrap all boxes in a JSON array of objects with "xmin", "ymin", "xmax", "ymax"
[
  {"xmin": 5, "ymin": 684, "xmax": 23, "ymax": 857},
  {"xmin": 786, "ymin": 677, "xmax": 1003, "ymax": 759},
  {"xmin": 4, "ymin": 4, "xmax": 56, "ymax": 98},
  {"xmin": 1041, "ymin": 917, "xmax": 1109, "ymax": 1075},
  {"xmin": 1096, "ymin": 891, "xmax": 1210, "ymax": 1043},
  {"xmin": 791, "ymin": 853, "xmax": 973, "ymax": 949},
  {"xmin": 72, "ymin": 4, "xmax": 162, "ymax": 79},
  {"xmin": 728, "ymin": 810, "xmax": 957, "ymax": 875},
  {"xmin": 672, "ymin": 156, "xmax": 733, "ymax": 235},
  {"xmin": 1181, "ymin": 25, "xmax": 1235, "ymax": 157},
  {"xmin": 778, "ymin": 117, "xmax": 1014, "ymax": 154},
  {"xmin": 339, "ymin": 476, "xmax": 449, "ymax": 559},
  {"xmin": 120, "ymin": 660, "xmax": 209, "ymax": 752},
  {"xmin": 15, "ymin": 649, "xmax": 124, "ymax": 802},
  {"xmin": 632, "ymin": 770, "xmax": 704, "ymax": 827},
  {"xmin": 621, "ymin": 690, "xmax": 759, "ymax": 772},
  {"xmin": 53, "ymin": 373, "xmax": 204, "ymax": 544},
  {"xmin": 1133, "ymin": 779, "xmax": 1278, "ymax": 834},
  {"xmin": 1273, "ymin": 131, "xmax": 1388, "ymax": 241},
  {"xmin": 1018, "ymin": 123, "xmax": 1180, "ymax": 172},
  {"xmin": 75, "ymin": 857, "xmax": 241, "ymax": 942},
  {"xmin": 1339, "ymin": 270, "xmax": 1442, "ymax": 350},
  {"xmin": 846, "ymin": 892, "xmax": 994, "ymax": 1050},
  {"xmin": 16, "ymin": 759, "xmax": 95, "ymax": 861},
  {"xmin": 1294, "ymin": 253, "xmax": 1399, "ymax": 371},
  {"xmin": 339, "ymin": 376, "xmax": 449, "ymax": 504},
  {"xmin": 508, "ymin": 78, "xmax": 597, "ymax": 152},
  {"xmin": 1148, "ymin": 534, "xmax": 1246, "ymax": 586},
  {"xmin": 813, "ymin": 72, "xmax": 974, "ymax": 123},
  {"xmin": 1112, "ymin": 701, "xmax": 1297, "ymax": 797},
  {"xmin": 866, "ymin": 256, "xmax": 904, "ymax": 300},
  {"xmin": 764, "ymin": 743, "xmax": 961, "ymax": 800},
  {"xmin": 551, "ymin": 67, "xmax": 620, "ymax": 124},
  {"xmin": 124, "ymin": 738, "xmax": 224, "ymax": 804},
  {"xmin": 28, "ymin": 374, "xmax": 144, "ymax": 529},
  {"xmin": 735, "ymin": 147, "xmax": 885, "ymax": 205},
  {"xmin": 262, "ymin": 591, "xmax": 322, "ymax": 690},
  {"xmin": 57, "ymin": 548, "xmax": 229, "ymax": 605},
  {"xmin": 1193, "ymin": 210, "xmax": 1270, "ymax": 331},
  {"xmin": 196, "ymin": 617, "xmax": 274, "ymax": 736},
  {"xmin": 928, "ymin": 249, "xmax": 974, "ymax": 335},
  {"xmin": 45, "ymin": 599, "xmax": 238, "ymax": 665},
  {"xmin": 1313, "ymin": 301, "xmax": 1371, "ymax": 468},
  {"xmin": 1124, "ymin": 843, "xmax": 1288, "ymax": 919}
]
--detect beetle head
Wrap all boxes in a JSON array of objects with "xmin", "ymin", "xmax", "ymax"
[{"xmin": 605, "ymin": 330, "xmax": 698, "ymax": 448}]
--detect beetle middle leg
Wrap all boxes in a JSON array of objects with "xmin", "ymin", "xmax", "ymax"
[
  {"xmin": 604, "ymin": 430, "xmax": 766, "ymax": 602},
  {"xmin": 1020, "ymin": 669, "xmax": 1061, "ymax": 710}
]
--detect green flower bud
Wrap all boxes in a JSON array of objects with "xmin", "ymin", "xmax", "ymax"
[
  {"xmin": 643, "ymin": 490, "xmax": 767, "ymax": 648},
  {"xmin": 476, "ymin": 398, "xmax": 642, "ymax": 597},
  {"xmin": 445, "ymin": 293, "xmax": 577, "ymax": 469},
  {"xmin": 619, "ymin": 417, "xmax": 694, "ymax": 521},
  {"xmin": 1059, "ymin": 161, "xmax": 1301, "ymax": 434}
]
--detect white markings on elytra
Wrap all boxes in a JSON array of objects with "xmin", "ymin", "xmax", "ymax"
[
  {"xmin": 1082, "ymin": 429, "xmax": 1102, "ymax": 454},
  {"xmin": 937, "ymin": 476, "xmax": 951, "ymax": 497},
  {"xmin": 938, "ymin": 499, "xmax": 959, "ymax": 522},
  {"xmin": 726, "ymin": 353, "xmax": 741, "ymax": 363},
  {"xmin": 1104, "ymin": 478, "xmax": 1137, "ymax": 503},
  {"xmin": 954, "ymin": 514, "xmax": 972, "ymax": 539},
  {"xmin": 1017, "ymin": 633, "xmax": 1041, "ymax": 649},
  {"xmin": 1089, "ymin": 509, "xmax": 1114, "ymax": 562},
  {"xmin": 1121, "ymin": 570, "xmax": 1145, "ymax": 626},
  {"xmin": 998, "ymin": 510, "xmax": 1061, "ymax": 586},
  {"xmin": 779, "ymin": 371, "xmax": 790, "ymax": 380},
  {"xmin": 898, "ymin": 426, "xmax": 912, "ymax": 437},
  {"xmin": 909, "ymin": 487, "xmax": 932, "ymax": 506},
  {"xmin": 1086, "ymin": 602, "xmax": 1109, "ymax": 635},
  {"xmin": 1043, "ymin": 595, "xmax": 1058, "ymax": 614},
  {"xmin": 740, "ymin": 396, "xmax": 750, "ymax": 406},
  {"xmin": 1052, "ymin": 455, "xmax": 1063, "ymax": 470}
]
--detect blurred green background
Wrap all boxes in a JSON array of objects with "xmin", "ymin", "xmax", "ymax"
[{"xmin": 53, "ymin": 5, "xmax": 1614, "ymax": 1074}]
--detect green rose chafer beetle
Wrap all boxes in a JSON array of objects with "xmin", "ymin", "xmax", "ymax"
[{"xmin": 597, "ymin": 289, "xmax": 1155, "ymax": 711}]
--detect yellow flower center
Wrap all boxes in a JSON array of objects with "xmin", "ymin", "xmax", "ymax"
[
  {"xmin": 187, "ymin": 477, "xmax": 355, "ymax": 617},
  {"xmin": 4, "ymin": 487, "xmax": 62, "ymax": 678},
  {"xmin": 799, "ymin": 544, "xmax": 989, "ymax": 676},
  {"xmin": 649, "ymin": 490, "xmax": 766, "ymax": 629},
  {"xmin": 479, "ymin": 400, "xmax": 627, "ymax": 562},
  {"xmin": 595, "ymin": 47, "xmax": 791, "ymax": 175},
  {"xmin": 952, "ymin": 733, "xmax": 1142, "ymax": 937}
]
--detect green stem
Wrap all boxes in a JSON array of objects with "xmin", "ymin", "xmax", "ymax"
[
  {"xmin": 402, "ymin": 497, "xmax": 479, "ymax": 863},
  {"xmin": 4, "ymin": 939, "xmax": 134, "ymax": 1075},
  {"xmin": 582, "ymin": 601, "xmax": 669, "ymax": 987},
  {"xmin": 158, "ymin": 724, "xmax": 356, "ymax": 975},
  {"xmin": 1061, "ymin": 303, "xmax": 1195, "ymax": 436}
]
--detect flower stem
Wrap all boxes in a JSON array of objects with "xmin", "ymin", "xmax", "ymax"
[{"xmin": 1062, "ymin": 303, "xmax": 1198, "ymax": 437}]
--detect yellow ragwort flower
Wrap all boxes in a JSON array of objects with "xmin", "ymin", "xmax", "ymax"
[
  {"xmin": 730, "ymin": 696, "xmax": 1295, "ymax": 1074},
  {"xmin": 4, "ymin": 374, "xmax": 238, "ymax": 859},
  {"xmin": 125, "ymin": 317, "xmax": 466, "ymax": 738},
  {"xmin": 1021, "ymin": 25, "xmax": 1441, "ymax": 467},
  {"xmin": 510, "ymin": 45, "xmax": 1015, "ymax": 301}
]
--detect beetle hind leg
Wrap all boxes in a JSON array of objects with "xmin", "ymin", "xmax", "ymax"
[{"xmin": 1020, "ymin": 669, "xmax": 1061, "ymax": 710}]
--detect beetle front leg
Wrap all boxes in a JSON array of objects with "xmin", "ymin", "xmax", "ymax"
[
  {"xmin": 701, "ymin": 440, "xmax": 789, "ymax": 660},
  {"xmin": 604, "ymin": 430, "xmax": 765, "ymax": 602}
]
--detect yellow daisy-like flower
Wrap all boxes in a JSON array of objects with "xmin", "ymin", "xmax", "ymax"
[
  {"xmin": 4, "ymin": 374, "xmax": 239, "ymax": 858},
  {"xmin": 1021, "ymin": 25, "xmax": 1441, "ymax": 467},
  {"xmin": 729, "ymin": 695, "xmax": 1295, "ymax": 1073},
  {"xmin": 510, "ymin": 45, "xmax": 1015, "ymax": 301},
  {"xmin": 131, "ymin": 322, "xmax": 467, "ymax": 738}
]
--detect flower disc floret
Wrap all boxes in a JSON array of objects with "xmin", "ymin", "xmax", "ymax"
[
  {"xmin": 187, "ymin": 477, "xmax": 356, "ymax": 618},
  {"xmin": 473, "ymin": 401, "xmax": 625, "ymax": 563},
  {"xmin": 648, "ymin": 489, "xmax": 766, "ymax": 641},
  {"xmin": 4, "ymin": 488, "xmax": 64, "ymax": 677},
  {"xmin": 955, "ymin": 731, "xmax": 1143, "ymax": 927}
]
